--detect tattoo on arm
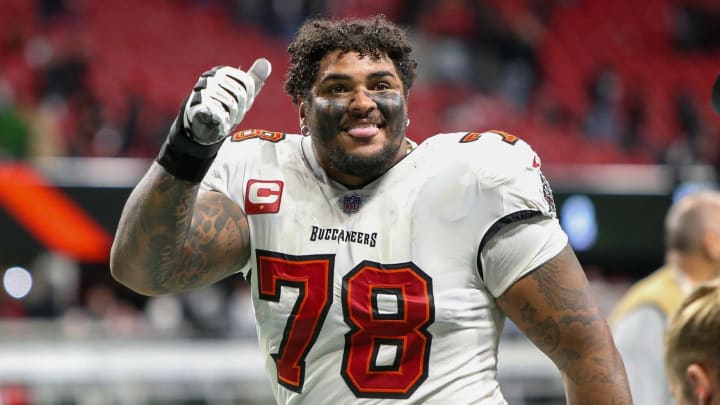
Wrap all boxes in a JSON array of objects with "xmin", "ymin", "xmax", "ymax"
[
  {"xmin": 520, "ymin": 302, "xmax": 537, "ymax": 323},
  {"xmin": 525, "ymin": 316, "xmax": 560, "ymax": 353},
  {"xmin": 529, "ymin": 255, "xmax": 593, "ymax": 312},
  {"xmin": 497, "ymin": 246, "xmax": 631, "ymax": 404},
  {"xmin": 139, "ymin": 172, "xmax": 199, "ymax": 292},
  {"xmin": 115, "ymin": 166, "xmax": 248, "ymax": 294}
]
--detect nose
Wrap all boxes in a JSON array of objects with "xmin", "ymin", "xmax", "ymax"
[{"xmin": 349, "ymin": 89, "xmax": 376, "ymax": 116}]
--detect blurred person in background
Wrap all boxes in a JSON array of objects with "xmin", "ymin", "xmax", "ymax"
[
  {"xmin": 0, "ymin": 77, "xmax": 30, "ymax": 158},
  {"xmin": 664, "ymin": 278, "xmax": 720, "ymax": 405},
  {"xmin": 610, "ymin": 190, "xmax": 720, "ymax": 405},
  {"xmin": 110, "ymin": 15, "xmax": 631, "ymax": 404}
]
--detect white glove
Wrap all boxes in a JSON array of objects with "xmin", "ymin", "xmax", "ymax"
[{"xmin": 183, "ymin": 58, "xmax": 272, "ymax": 145}]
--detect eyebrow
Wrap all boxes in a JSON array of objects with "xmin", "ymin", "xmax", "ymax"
[{"xmin": 319, "ymin": 70, "xmax": 396, "ymax": 84}]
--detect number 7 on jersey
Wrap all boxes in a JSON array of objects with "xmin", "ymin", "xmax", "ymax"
[{"xmin": 257, "ymin": 250, "xmax": 434, "ymax": 399}]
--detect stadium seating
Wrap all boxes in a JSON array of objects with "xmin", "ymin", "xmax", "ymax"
[{"xmin": 1, "ymin": 0, "xmax": 718, "ymax": 164}]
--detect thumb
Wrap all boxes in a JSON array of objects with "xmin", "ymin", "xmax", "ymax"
[{"xmin": 246, "ymin": 58, "xmax": 272, "ymax": 98}]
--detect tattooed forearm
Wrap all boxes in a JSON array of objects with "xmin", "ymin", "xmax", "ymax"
[
  {"xmin": 111, "ymin": 163, "xmax": 249, "ymax": 295},
  {"xmin": 112, "ymin": 166, "xmax": 199, "ymax": 293}
]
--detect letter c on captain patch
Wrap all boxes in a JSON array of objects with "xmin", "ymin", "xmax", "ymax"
[{"xmin": 245, "ymin": 180, "xmax": 284, "ymax": 214}]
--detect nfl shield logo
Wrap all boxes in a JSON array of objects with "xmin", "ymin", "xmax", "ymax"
[{"xmin": 342, "ymin": 194, "xmax": 362, "ymax": 214}]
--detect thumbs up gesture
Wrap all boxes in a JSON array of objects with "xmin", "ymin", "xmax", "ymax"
[
  {"xmin": 183, "ymin": 58, "xmax": 272, "ymax": 145},
  {"xmin": 155, "ymin": 58, "xmax": 272, "ymax": 183}
]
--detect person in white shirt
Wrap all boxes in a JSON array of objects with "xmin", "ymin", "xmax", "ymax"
[{"xmin": 110, "ymin": 15, "xmax": 631, "ymax": 404}]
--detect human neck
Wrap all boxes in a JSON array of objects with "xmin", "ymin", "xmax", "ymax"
[
  {"xmin": 325, "ymin": 166, "xmax": 375, "ymax": 189},
  {"xmin": 670, "ymin": 253, "xmax": 719, "ymax": 287}
]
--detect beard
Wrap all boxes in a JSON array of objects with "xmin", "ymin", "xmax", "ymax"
[
  {"xmin": 324, "ymin": 137, "xmax": 403, "ymax": 179},
  {"xmin": 307, "ymin": 91, "xmax": 408, "ymax": 181}
]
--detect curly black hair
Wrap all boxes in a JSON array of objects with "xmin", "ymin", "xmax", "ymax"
[{"xmin": 284, "ymin": 15, "xmax": 417, "ymax": 105}]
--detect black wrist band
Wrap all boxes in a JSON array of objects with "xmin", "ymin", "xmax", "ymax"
[{"xmin": 155, "ymin": 112, "xmax": 224, "ymax": 183}]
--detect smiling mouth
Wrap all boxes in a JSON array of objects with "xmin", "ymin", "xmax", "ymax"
[{"xmin": 345, "ymin": 124, "xmax": 382, "ymax": 138}]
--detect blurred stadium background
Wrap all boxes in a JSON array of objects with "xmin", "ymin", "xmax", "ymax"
[{"xmin": 0, "ymin": 0, "xmax": 719, "ymax": 403}]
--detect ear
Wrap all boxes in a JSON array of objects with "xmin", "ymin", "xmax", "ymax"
[
  {"xmin": 704, "ymin": 230, "xmax": 720, "ymax": 261},
  {"xmin": 298, "ymin": 97, "xmax": 306, "ymax": 120},
  {"xmin": 686, "ymin": 363, "xmax": 712, "ymax": 405}
]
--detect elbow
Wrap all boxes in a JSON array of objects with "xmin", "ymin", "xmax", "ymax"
[{"xmin": 109, "ymin": 250, "xmax": 162, "ymax": 297}]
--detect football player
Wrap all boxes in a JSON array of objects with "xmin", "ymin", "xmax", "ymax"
[{"xmin": 111, "ymin": 15, "xmax": 631, "ymax": 404}]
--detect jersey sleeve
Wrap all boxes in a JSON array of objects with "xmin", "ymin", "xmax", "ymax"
[
  {"xmin": 480, "ymin": 217, "xmax": 567, "ymax": 297},
  {"xmin": 475, "ymin": 131, "xmax": 556, "ymax": 218},
  {"xmin": 456, "ymin": 130, "xmax": 567, "ymax": 296},
  {"xmin": 200, "ymin": 137, "xmax": 238, "ymax": 199},
  {"xmin": 199, "ymin": 137, "xmax": 252, "ymax": 276}
]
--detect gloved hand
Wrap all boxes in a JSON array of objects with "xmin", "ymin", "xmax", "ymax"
[
  {"xmin": 184, "ymin": 59, "xmax": 271, "ymax": 145},
  {"xmin": 156, "ymin": 58, "xmax": 272, "ymax": 182}
]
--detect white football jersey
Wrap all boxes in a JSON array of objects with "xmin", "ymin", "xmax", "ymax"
[{"xmin": 201, "ymin": 129, "xmax": 567, "ymax": 404}]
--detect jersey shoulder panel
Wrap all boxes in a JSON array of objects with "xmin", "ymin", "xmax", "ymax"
[
  {"xmin": 421, "ymin": 130, "xmax": 557, "ymax": 218},
  {"xmin": 420, "ymin": 130, "xmax": 541, "ymax": 185},
  {"xmin": 201, "ymin": 129, "xmax": 302, "ymax": 194},
  {"xmin": 218, "ymin": 129, "xmax": 301, "ymax": 163}
]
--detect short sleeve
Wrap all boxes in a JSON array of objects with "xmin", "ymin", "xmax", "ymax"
[
  {"xmin": 199, "ymin": 138, "xmax": 236, "ymax": 199},
  {"xmin": 457, "ymin": 131, "xmax": 558, "ymax": 220},
  {"xmin": 480, "ymin": 217, "xmax": 568, "ymax": 297},
  {"xmin": 198, "ymin": 139, "xmax": 252, "ymax": 276},
  {"xmin": 495, "ymin": 143, "xmax": 557, "ymax": 220},
  {"xmin": 461, "ymin": 131, "xmax": 562, "ymax": 295},
  {"xmin": 200, "ymin": 164, "xmax": 226, "ymax": 195}
]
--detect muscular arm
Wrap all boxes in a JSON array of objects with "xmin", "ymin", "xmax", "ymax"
[
  {"xmin": 110, "ymin": 163, "xmax": 250, "ymax": 295},
  {"xmin": 496, "ymin": 244, "xmax": 632, "ymax": 404}
]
